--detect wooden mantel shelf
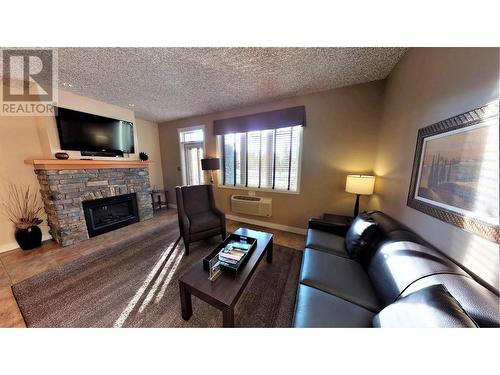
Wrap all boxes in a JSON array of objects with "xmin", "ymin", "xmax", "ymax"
[{"xmin": 25, "ymin": 159, "xmax": 152, "ymax": 170}]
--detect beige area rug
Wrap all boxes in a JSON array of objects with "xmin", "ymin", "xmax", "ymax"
[{"xmin": 12, "ymin": 220, "xmax": 302, "ymax": 327}]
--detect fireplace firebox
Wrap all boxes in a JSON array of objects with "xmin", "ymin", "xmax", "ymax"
[{"xmin": 82, "ymin": 193, "xmax": 139, "ymax": 237}]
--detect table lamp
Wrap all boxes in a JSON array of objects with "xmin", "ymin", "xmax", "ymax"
[
  {"xmin": 201, "ymin": 158, "xmax": 220, "ymax": 184},
  {"xmin": 345, "ymin": 175, "xmax": 375, "ymax": 217}
]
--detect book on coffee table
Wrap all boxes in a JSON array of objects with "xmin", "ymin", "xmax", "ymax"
[
  {"xmin": 230, "ymin": 242, "xmax": 252, "ymax": 251},
  {"xmin": 219, "ymin": 249, "xmax": 245, "ymax": 261}
]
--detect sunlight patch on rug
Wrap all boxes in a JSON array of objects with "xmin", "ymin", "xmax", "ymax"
[
  {"xmin": 140, "ymin": 244, "xmax": 185, "ymax": 311},
  {"xmin": 113, "ymin": 239, "xmax": 179, "ymax": 327}
]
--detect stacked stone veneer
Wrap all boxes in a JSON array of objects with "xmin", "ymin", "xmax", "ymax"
[{"xmin": 35, "ymin": 167, "xmax": 153, "ymax": 246}]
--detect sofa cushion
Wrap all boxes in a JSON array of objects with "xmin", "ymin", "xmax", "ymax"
[
  {"xmin": 188, "ymin": 211, "xmax": 221, "ymax": 233},
  {"xmin": 367, "ymin": 240, "xmax": 466, "ymax": 306},
  {"xmin": 344, "ymin": 212, "xmax": 379, "ymax": 258},
  {"xmin": 383, "ymin": 229, "xmax": 431, "ymax": 248},
  {"xmin": 293, "ymin": 284, "xmax": 374, "ymax": 328},
  {"xmin": 401, "ymin": 274, "xmax": 500, "ymax": 328},
  {"xmin": 367, "ymin": 210, "xmax": 408, "ymax": 233},
  {"xmin": 373, "ymin": 284, "xmax": 478, "ymax": 328},
  {"xmin": 305, "ymin": 229, "xmax": 349, "ymax": 257},
  {"xmin": 300, "ymin": 248, "xmax": 380, "ymax": 312}
]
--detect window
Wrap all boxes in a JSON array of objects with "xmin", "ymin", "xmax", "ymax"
[
  {"xmin": 220, "ymin": 125, "xmax": 302, "ymax": 192},
  {"xmin": 178, "ymin": 126, "xmax": 205, "ymax": 185}
]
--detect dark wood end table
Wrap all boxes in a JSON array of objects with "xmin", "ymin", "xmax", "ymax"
[
  {"xmin": 178, "ymin": 227, "xmax": 273, "ymax": 327},
  {"xmin": 321, "ymin": 213, "xmax": 353, "ymax": 236},
  {"xmin": 151, "ymin": 190, "xmax": 168, "ymax": 213},
  {"xmin": 322, "ymin": 213, "xmax": 353, "ymax": 225}
]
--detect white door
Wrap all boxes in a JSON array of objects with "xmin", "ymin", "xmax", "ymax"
[{"xmin": 183, "ymin": 142, "xmax": 204, "ymax": 185}]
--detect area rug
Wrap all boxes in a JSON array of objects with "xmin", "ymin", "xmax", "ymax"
[{"xmin": 12, "ymin": 221, "xmax": 302, "ymax": 328}]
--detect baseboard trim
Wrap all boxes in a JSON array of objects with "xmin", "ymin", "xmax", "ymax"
[
  {"xmin": 225, "ymin": 214, "xmax": 307, "ymax": 235},
  {"xmin": 0, "ymin": 234, "xmax": 53, "ymax": 254}
]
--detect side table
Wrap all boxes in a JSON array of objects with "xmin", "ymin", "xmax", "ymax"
[
  {"xmin": 321, "ymin": 213, "xmax": 353, "ymax": 236},
  {"xmin": 151, "ymin": 190, "xmax": 169, "ymax": 213},
  {"xmin": 322, "ymin": 213, "xmax": 353, "ymax": 226}
]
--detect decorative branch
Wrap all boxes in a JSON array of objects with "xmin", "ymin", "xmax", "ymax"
[{"xmin": 0, "ymin": 183, "xmax": 44, "ymax": 230}]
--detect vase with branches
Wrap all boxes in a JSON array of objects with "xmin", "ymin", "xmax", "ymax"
[{"xmin": 1, "ymin": 183, "xmax": 44, "ymax": 250}]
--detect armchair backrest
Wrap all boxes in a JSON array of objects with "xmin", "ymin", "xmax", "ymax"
[{"xmin": 176, "ymin": 184, "xmax": 215, "ymax": 217}]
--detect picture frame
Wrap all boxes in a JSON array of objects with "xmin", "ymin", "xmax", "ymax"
[
  {"xmin": 407, "ymin": 101, "xmax": 499, "ymax": 244},
  {"xmin": 208, "ymin": 255, "xmax": 222, "ymax": 282}
]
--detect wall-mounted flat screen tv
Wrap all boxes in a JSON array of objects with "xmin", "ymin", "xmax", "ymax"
[{"xmin": 55, "ymin": 107, "xmax": 135, "ymax": 155}]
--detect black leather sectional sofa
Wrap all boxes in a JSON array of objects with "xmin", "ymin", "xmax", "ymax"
[{"xmin": 293, "ymin": 211, "xmax": 500, "ymax": 327}]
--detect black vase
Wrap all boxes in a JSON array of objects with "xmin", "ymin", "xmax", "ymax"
[{"xmin": 14, "ymin": 226, "xmax": 42, "ymax": 250}]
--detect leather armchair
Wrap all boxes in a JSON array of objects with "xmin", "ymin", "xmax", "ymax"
[{"xmin": 175, "ymin": 184, "xmax": 226, "ymax": 255}]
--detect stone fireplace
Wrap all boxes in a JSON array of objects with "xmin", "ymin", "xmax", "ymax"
[{"xmin": 29, "ymin": 160, "xmax": 153, "ymax": 246}]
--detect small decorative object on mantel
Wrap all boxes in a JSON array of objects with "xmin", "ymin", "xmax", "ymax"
[
  {"xmin": 54, "ymin": 152, "xmax": 69, "ymax": 160},
  {"xmin": 0, "ymin": 183, "xmax": 44, "ymax": 250},
  {"xmin": 407, "ymin": 101, "xmax": 499, "ymax": 244},
  {"xmin": 139, "ymin": 152, "xmax": 149, "ymax": 161}
]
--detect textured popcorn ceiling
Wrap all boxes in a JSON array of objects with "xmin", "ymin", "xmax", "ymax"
[{"xmin": 55, "ymin": 48, "xmax": 407, "ymax": 123}]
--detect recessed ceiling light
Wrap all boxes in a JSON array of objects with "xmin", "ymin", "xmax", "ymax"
[{"xmin": 128, "ymin": 103, "xmax": 135, "ymax": 107}]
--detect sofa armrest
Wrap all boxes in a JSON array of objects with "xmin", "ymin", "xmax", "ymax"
[{"xmin": 308, "ymin": 218, "xmax": 350, "ymax": 237}]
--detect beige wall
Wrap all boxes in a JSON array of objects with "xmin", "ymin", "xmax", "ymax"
[
  {"xmin": 135, "ymin": 118, "xmax": 164, "ymax": 190},
  {"xmin": 159, "ymin": 80, "xmax": 385, "ymax": 231},
  {"xmin": 0, "ymin": 87, "xmax": 164, "ymax": 252},
  {"xmin": 372, "ymin": 48, "xmax": 500, "ymax": 289}
]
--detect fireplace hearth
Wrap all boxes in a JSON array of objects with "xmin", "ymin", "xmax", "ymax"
[{"xmin": 82, "ymin": 193, "xmax": 139, "ymax": 237}]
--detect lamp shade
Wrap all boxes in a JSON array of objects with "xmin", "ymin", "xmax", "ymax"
[
  {"xmin": 345, "ymin": 175, "xmax": 375, "ymax": 195},
  {"xmin": 201, "ymin": 158, "xmax": 220, "ymax": 171}
]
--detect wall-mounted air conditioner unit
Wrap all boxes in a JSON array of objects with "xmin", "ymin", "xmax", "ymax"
[{"xmin": 230, "ymin": 195, "xmax": 272, "ymax": 217}]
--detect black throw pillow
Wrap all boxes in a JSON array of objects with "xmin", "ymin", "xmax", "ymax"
[
  {"xmin": 373, "ymin": 284, "xmax": 478, "ymax": 328},
  {"xmin": 344, "ymin": 212, "xmax": 379, "ymax": 258}
]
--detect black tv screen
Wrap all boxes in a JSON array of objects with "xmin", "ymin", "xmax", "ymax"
[{"xmin": 55, "ymin": 107, "xmax": 135, "ymax": 154}]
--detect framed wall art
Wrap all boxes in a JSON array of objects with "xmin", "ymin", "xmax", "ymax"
[{"xmin": 407, "ymin": 101, "xmax": 499, "ymax": 243}]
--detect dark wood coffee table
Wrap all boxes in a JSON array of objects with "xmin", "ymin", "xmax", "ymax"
[{"xmin": 178, "ymin": 227, "xmax": 273, "ymax": 327}]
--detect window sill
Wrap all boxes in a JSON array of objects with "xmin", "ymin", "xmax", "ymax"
[{"xmin": 216, "ymin": 184, "xmax": 300, "ymax": 195}]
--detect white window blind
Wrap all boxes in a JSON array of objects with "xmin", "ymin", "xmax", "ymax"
[
  {"xmin": 223, "ymin": 133, "xmax": 235, "ymax": 185},
  {"xmin": 221, "ymin": 125, "xmax": 302, "ymax": 192},
  {"xmin": 247, "ymin": 131, "xmax": 260, "ymax": 187},
  {"xmin": 235, "ymin": 133, "xmax": 246, "ymax": 186}
]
